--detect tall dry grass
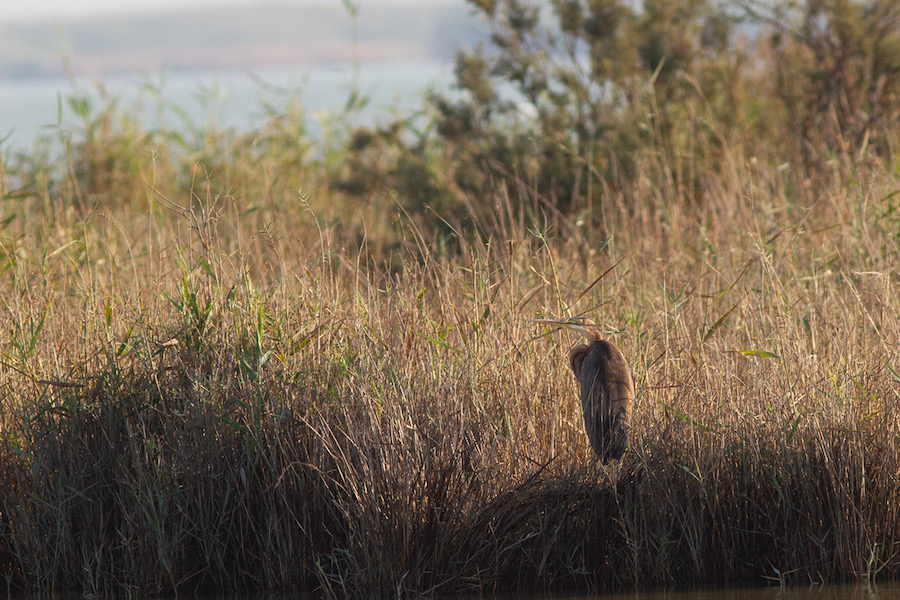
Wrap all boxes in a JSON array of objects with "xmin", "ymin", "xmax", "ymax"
[{"xmin": 0, "ymin": 93, "xmax": 899, "ymax": 597}]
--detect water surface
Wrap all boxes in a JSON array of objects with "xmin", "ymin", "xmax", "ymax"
[
  {"xmin": 561, "ymin": 582, "xmax": 900, "ymax": 600},
  {"xmin": 0, "ymin": 59, "xmax": 452, "ymax": 152}
]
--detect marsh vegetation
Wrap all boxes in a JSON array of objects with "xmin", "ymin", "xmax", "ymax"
[{"xmin": 0, "ymin": 0, "xmax": 899, "ymax": 596}]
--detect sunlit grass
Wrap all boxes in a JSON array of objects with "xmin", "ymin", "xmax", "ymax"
[{"xmin": 0, "ymin": 87, "xmax": 898, "ymax": 597}]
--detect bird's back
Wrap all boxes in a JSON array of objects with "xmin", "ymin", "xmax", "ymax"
[{"xmin": 570, "ymin": 339, "xmax": 633, "ymax": 462}]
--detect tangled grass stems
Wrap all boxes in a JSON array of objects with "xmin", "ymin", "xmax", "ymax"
[{"xmin": 0, "ymin": 105, "xmax": 899, "ymax": 597}]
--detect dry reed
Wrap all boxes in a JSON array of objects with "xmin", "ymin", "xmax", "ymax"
[{"xmin": 0, "ymin": 101, "xmax": 898, "ymax": 598}]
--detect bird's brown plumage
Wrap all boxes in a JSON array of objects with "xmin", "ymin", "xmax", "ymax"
[{"xmin": 533, "ymin": 317, "xmax": 634, "ymax": 463}]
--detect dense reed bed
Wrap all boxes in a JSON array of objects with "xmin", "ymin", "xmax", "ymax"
[{"xmin": 1, "ymin": 88, "xmax": 899, "ymax": 598}]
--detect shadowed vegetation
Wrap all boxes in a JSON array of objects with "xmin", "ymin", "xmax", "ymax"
[{"xmin": 1, "ymin": 0, "xmax": 900, "ymax": 597}]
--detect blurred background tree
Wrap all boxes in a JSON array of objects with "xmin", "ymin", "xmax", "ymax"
[
  {"xmin": 335, "ymin": 0, "xmax": 900, "ymax": 231},
  {"xmin": 743, "ymin": 0, "xmax": 900, "ymax": 168}
]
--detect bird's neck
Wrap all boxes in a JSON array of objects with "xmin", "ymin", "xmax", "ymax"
[{"xmin": 583, "ymin": 324, "xmax": 603, "ymax": 342}]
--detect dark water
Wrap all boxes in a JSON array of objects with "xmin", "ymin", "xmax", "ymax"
[
  {"xmin": 10, "ymin": 582, "xmax": 899, "ymax": 600},
  {"xmin": 558, "ymin": 582, "xmax": 900, "ymax": 600}
]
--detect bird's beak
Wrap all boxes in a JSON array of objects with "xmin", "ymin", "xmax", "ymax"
[{"xmin": 529, "ymin": 317, "xmax": 592, "ymax": 339}]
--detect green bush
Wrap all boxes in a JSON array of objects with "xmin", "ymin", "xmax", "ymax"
[
  {"xmin": 336, "ymin": 0, "xmax": 900, "ymax": 227},
  {"xmin": 745, "ymin": 0, "xmax": 900, "ymax": 167}
]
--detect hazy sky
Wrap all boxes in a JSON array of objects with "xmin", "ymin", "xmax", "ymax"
[{"xmin": 3, "ymin": 0, "xmax": 451, "ymax": 22}]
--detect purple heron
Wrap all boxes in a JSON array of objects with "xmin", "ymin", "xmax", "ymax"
[{"xmin": 532, "ymin": 317, "xmax": 633, "ymax": 463}]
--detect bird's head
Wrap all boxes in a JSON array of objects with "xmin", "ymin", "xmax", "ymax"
[{"xmin": 530, "ymin": 316, "xmax": 603, "ymax": 342}]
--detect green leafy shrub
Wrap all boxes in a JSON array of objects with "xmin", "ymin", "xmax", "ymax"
[
  {"xmin": 335, "ymin": 0, "xmax": 900, "ymax": 231},
  {"xmin": 373, "ymin": 0, "xmax": 745, "ymax": 217},
  {"xmin": 745, "ymin": 0, "xmax": 900, "ymax": 168}
]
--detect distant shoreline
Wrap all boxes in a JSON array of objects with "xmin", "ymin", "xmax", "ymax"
[
  {"xmin": 0, "ymin": 1, "xmax": 480, "ymax": 80},
  {"xmin": 4, "ymin": 41, "xmax": 435, "ymax": 80}
]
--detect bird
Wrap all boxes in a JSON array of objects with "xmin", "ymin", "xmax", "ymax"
[{"xmin": 531, "ymin": 316, "xmax": 634, "ymax": 463}]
